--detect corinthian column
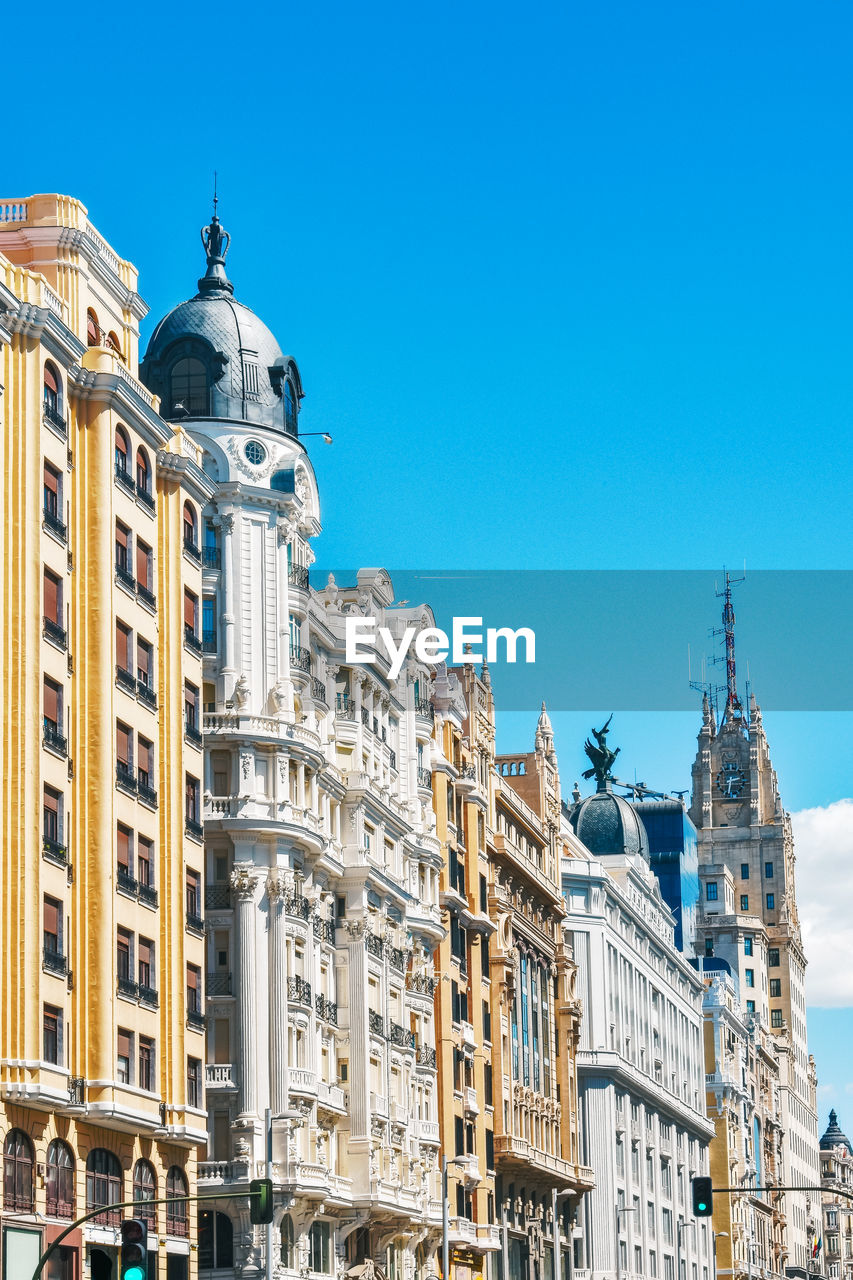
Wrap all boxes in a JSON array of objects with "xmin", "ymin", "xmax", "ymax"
[
  {"xmin": 267, "ymin": 868, "xmax": 291, "ymax": 1113},
  {"xmin": 231, "ymin": 864, "xmax": 260, "ymax": 1118},
  {"xmin": 220, "ymin": 512, "xmax": 237, "ymax": 695}
]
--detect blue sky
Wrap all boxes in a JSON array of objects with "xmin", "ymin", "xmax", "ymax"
[{"xmin": 5, "ymin": 0, "xmax": 851, "ymax": 1124}]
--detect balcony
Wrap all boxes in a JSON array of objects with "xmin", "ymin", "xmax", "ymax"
[
  {"xmin": 43, "ymin": 722, "xmax": 67, "ymax": 757},
  {"xmin": 183, "ymin": 537, "xmax": 201, "ymax": 564},
  {"xmin": 285, "ymin": 894, "xmax": 311, "ymax": 921},
  {"xmin": 289, "ymin": 564, "xmax": 310, "ymax": 590},
  {"xmin": 205, "ymin": 885, "xmax": 232, "ymax": 910},
  {"xmin": 186, "ymin": 910, "xmax": 204, "ymax": 933},
  {"xmin": 313, "ymin": 916, "xmax": 336, "ymax": 945},
  {"xmin": 414, "ymin": 698, "xmax": 435, "ymax": 722},
  {"xmin": 185, "ymin": 816, "xmax": 204, "ymax": 841},
  {"xmin": 203, "ymin": 546, "xmax": 221, "ymax": 569},
  {"xmin": 43, "ymin": 616, "xmax": 67, "ymax": 649},
  {"xmin": 137, "ymin": 582, "xmax": 156, "ymax": 611},
  {"xmin": 184, "ymin": 625, "xmax": 202, "ymax": 656},
  {"xmin": 417, "ymin": 767, "xmax": 433, "ymax": 790},
  {"xmin": 43, "ymin": 507, "xmax": 67, "ymax": 541},
  {"xmin": 136, "ymin": 483, "xmax": 155, "ymax": 512},
  {"xmin": 460, "ymin": 1021, "xmax": 477, "ymax": 1050},
  {"xmin": 43, "ymin": 402, "xmax": 67, "ymax": 436},
  {"xmin": 136, "ymin": 679, "xmax": 157, "ymax": 709},
  {"xmin": 448, "ymin": 1218, "xmax": 478, "ymax": 1247},
  {"xmin": 289, "ymin": 1067, "xmax": 317, "ymax": 1096},
  {"xmin": 117, "ymin": 867, "xmax": 138, "ymax": 896},
  {"xmin": 206, "ymin": 972, "xmax": 232, "ymax": 997},
  {"xmin": 43, "ymin": 947, "xmax": 67, "ymax": 976},
  {"xmin": 115, "ymin": 664, "xmax": 136, "ymax": 694},
  {"xmin": 116, "ymin": 762, "xmax": 137, "ymax": 794},
  {"xmin": 365, "ymin": 932, "xmax": 384, "ymax": 959},
  {"xmin": 138, "ymin": 883, "xmax": 158, "ymax": 908},
  {"xmin": 289, "ymin": 643, "xmax": 311, "ymax": 674},
  {"xmin": 139, "ymin": 984, "xmax": 159, "ymax": 1008},
  {"xmin": 407, "ymin": 972, "xmax": 437, "ymax": 998},
  {"xmin": 369, "ymin": 1010, "xmax": 386, "ymax": 1038},
  {"xmin": 115, "ymin": 563, "xmax": 136, "ymax": 592},
  {"xmin": 205, "ymin": 1063, "xmax": 236, "ymax": 1089},
  {"xmin": 416, "ymin": 1045, "xmax": 437, "ymax": 1071},
  {"xmin": 311, "ymin": 676, "xmax": 326, "ymax": 703},
  {"xmin": 287, "ymin": 975, "xmax": 312, "ymax": 1006},
  {"xmin": 42, "ymin": 838, "xmax": 67, "ymax": 866},
  {"xmin": 318, "ymin": 1080, "xmax": 347, "ymax": 1112},
  {"xmin": 117, "ymin": 975, "xmax": 139, "ymax": 999},
  {"xmin": 335, "ymin": 692, "xmax": 355, "ymax": 720},
  {"xmin": 456, "ymin": 762, "xmax": 477, "ymax": 791},
  {"xmin": 316, "ymin": 994, "xmax": 338, "ymax": 1025},
  {"xmin": 464, "ymin": 1086, "xmax": 480, "ymax": 1115},
  {"xmin": 389, "ymin": 748, "xmax": 397, "ymax": 770},
  {"xmin": 388, "ymin": 945, "xmax": 406, "ymax": 974},
  {"xmin": 390, "ymin": 1022, "xmax": 416, "ymax": 1050},
  {"xmin": 203, "ymin": 630, "xmax": 218, "ymax": 654},
  {"xmin": 187, "ymin": 1008, "xmax": 206, "ymax": 1030},
  {"xmin": 413, "ymin": 1118, "xmax": 441, "ymax": 1144},
  {"xmin": 185, "ymin": 721, "xmax": 203, "ymax": 747},
  {"xmin": 138, "ymin": 780, "xmax": 158, "ymax": 808},
  {"xmin": 115, "ymin": 464, "xmax": 135, "ymax": 494}
]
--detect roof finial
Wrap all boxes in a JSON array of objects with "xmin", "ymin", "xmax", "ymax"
[
  {"xmin": 714, "ymin": 568, "xmax": 746, "ymax": 727},
  {"xmin": 198, "ymin": 181, "xmax": 234, "ymax": 297}
]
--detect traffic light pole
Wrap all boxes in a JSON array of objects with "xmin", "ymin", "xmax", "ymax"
[{"xmin": 30, "ymin": 1187, "xmax": 265, "ymax": 1280}]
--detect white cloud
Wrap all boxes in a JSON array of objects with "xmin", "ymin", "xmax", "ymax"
[{"xmin": 792, "ymin": 799, "xmax": 853, "ymax": 1007}]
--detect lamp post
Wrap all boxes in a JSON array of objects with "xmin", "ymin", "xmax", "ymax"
[
  {"xmin": 677, "ymin": 1218, "xmax": 696, "ymax": 1280},
  {"xmin": 552, "ymin": 1186, "xmax": 575, "ymax": 1280},
  {"xmin": 442, "ymin": 1156, "xmax": 469, "ymax": 1280},
  {"xmin": 615, "ymin": 1206, "xmax": 636, "ymax": 1280},
  {"xmin": 713, "ymin": 1231, "xmax": 729, "ymax": 1280}
]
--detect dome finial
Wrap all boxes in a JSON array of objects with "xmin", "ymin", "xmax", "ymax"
[
  {"xmin": 198, "ymin": 180, "xmax": 234, "ymax": 296},
  {"xmin": 581, "ymin": 714, "xmax": 620, "ymax": 792}
]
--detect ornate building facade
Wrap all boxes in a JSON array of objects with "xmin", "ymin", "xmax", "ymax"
[
  {"xmin": 0, "ymin": 195, "xmax": 211, "ymax": 1278},
  {"xmin": 819, "ymin": 1111, "xmax": 853, "ymax": 1280},
  {"xmin": 140, "ymin": 218, "xmax": 445, "ymax": 1278},
  {"xmin": 690, "ymin": 586, "xmax": 821, "ymax": 1277},
  {"xmin": 561, "ymin": 745, "xmax": 715, "ymax": 1280}
]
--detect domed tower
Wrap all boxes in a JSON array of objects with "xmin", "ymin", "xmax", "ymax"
[{"xmin": 140, "ymin": 208, "xmax": 321, "ymax": 712}]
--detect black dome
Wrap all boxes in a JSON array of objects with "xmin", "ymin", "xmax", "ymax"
[
  {"xmin": 568, "ymin": 784, "xmax": 651, "ymax": 861},
  {"xmin": 820, "ymin": 1109, "xmax": 853, "ymax": 1154}
]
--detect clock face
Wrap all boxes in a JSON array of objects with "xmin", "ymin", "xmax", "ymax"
[{"xmin": 715, "ymin": 761, "xmax": 747, "ymax": 799}]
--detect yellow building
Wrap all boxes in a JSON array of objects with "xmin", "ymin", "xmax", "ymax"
[{"xmin": 0, "ymin": 195, "xmax": 213, "ymax": 1279}]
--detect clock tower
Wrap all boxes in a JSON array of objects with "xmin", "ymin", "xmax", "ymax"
[{"xmin": 690, "ymin": 577, "xmax": 821, "ymax": 1277}]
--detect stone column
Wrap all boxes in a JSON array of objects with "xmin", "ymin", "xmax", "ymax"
[
  {"xmin": 267, "ymin": 868, "xmax": 291, "ymax": 1114},
  {"xmin": 220, "ymin": 512, "xmax": 237, "ymax": 697},
  {"xmin": 276, "ymin": 522, "xmax": 290, "ymax": 681},
  {"xmin": 231, "ymin": 864, "xmax": 260, "ymax": 1118}
]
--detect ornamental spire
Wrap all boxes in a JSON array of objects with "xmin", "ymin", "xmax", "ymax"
[{"xmin": 198, "ymin": 179, "xmax": 234, "ymax": 296}]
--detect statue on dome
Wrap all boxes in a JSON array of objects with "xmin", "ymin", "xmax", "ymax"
[
  {"xmin": 582, "ymin": 714, "xmax": 620, "ymax": 784},
  {"xmin": 201, "ymin": 214, "xmax": 230, "ymax": 264}
]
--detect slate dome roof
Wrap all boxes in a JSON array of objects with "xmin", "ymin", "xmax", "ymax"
[
  {"xmin": 140, "ymin": 210, "xmax": 301, "ymax": 432},
  {"xmin": 568, "ymin": 783, "xmax": 651, "ymax": 861},
  {"xmin": 820, "ymin": 1109, "xmax": 853, "ymax": 1154}
]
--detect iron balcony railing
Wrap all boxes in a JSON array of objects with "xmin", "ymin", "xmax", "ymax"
[
  {"xmin": 43, "ymin": 721, "xmax": 67, "ymax": 756},
  {"xmin": 416, "ymin": 1044, "xmax": 438, "ymax": 1069},
  {"xmin": 313, "ymin": 916, "xmax": 336, "ymax": 944},
  {"xmin": 289, "ymin": 644, "xmax": 311, "ymax": 673},
  {"xmin": 415, "ymin": 698, "xmax": 434, "ymax": 721},
  {"xmin": 187, "ymin": 1008, "xmax": 206, "ymax": 1030},
  {"xmin": 43, "ymin": 616, "xmax": 67, "ymax": 648},
  {"xmin": 136, "ymin": 679, "xmax": 157, "ymax": 709},
  {"xmin": 206, "ymin": 972, "xmax": 232, "ymax": 996},
  {"xmin": 203, "ymin": 630, "xmax": 218, "ymax": 653},
  {"xmin": 186, "ymin": 910, "xmax": 204, "ymax": 933},
  {"xmin": 417, "ymin": 767, "xmax": 433, "ymax": 789},
  {"xmin": 115, "ymin": 562, "xmax": 136, "ymax": 591},
  {"xmin": 203, "ymin": 546, "xmax": 221, "ymax": 569},
  {"xmin": 365, "ymin": 933, "xmax": 384, "ymax": 959},
  {"xmin": 289, "ymin": 564, "xmax": 310, "ymax": 589},
  {"xmin": 335, "ymin": 692, "xmax": 355, "ymax": 719},
  {"xmin": 137, "ymin": 582, "xmax": 156, "ymax": 610},
  {"xmin": 43, "ymin": 838, "xmax": 67, "ymax": 865},
  {"xmin": 285, "ymin": 895, "xmax": 311, "ymax": 921},
  {"xmin": 139, "ymin": 984, "xmax": 159, "ymax": 1008},
  {"xmin": 115, "ymin": 464, "xmax": 135, "ymax": 494},
  {"xmin": 117, "ymin": 975, "xmax": 139, "ymax": 999},
  {"xmin": 69, "ymin": 1077, "xmax": 85, "ymax": 1106},
  {"xmin": 185, "ymin": 816, "xmax": 204, "ymax": 840},
  {"xmin": 205, "ymin": 885, "xmax": 232, "ymax": 910},
  {"xmin": 136, "ymin": 484, "xmax": 155, "ymax": 511},
  {"xmin": 138, "ymin": 883, "xmax": 158, "ymax": 908},
  {"xmin": 390, "ymin": 1022, "xmax": 416, "ymax": 1050},
  {"xmin": 185, "ymin": 722, "xmax": 203, "ymax": 746},
  {"xmin": 138, "ymin": 781, "xmax": 158, "ymax": 808},
  {"xmin": 389, "ymin": 749, "xmax": 397, "ymax": 770},
  {"xmin": 288, "ymin": 975, "xmax": 312, "ymax": 1006},
  {"xmin": 116, "ymin": 762, "xmax": 137, "ymax": 793},
  {"xmin": 184, "ymin": 625, "xmax": 202, "ymax": 655},
  {"xmin": 388, "ymin": 946, "xmax": 406, "ymax": 974},
  {"xmin": 43, "ymin": 402, "xmax": 67, "ymax": 436},
  {"xmin": 312, "ymin": 677, "xmax": 326, "ymax": 702},
  {"xmin": 43, "ymin": 506, "xmax": 67, "ymax": 541},
  {"xmin": 43, "ymin": 946, "xmax": 67, "ymax": 976},
  {"xmin": 115, "ymin": 664, "xmax": 136, "ymax": 693},
  {"xmin": 369, "ymin": 1010, "xmax": 386, "ymax": 1037},
  {"xmin": 117, "ymin": 867, "xmax": 138, "ymax": 895},
  {"xmin": 183, "ymin": 537, "xmax": 201, "ymax": 564},
  {"xmin": 407, "ymin": 972, "xmax": 437, "ymax": 997},
  {"xmin": 316, "ymin": 994, "xmax": 338, "ymax": 1024},
  {"xmin": 361, "ymin": 706, "xmax": 370, "ymax": 727}
]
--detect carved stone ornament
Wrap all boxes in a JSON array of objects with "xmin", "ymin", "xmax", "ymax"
[
  {"xmin": 219, "ymin": 512, "xmax": 235, "ymax": 535},
  {"xmin": 234, "ymin": 674, "xmax": 251, "ymax": 710},
  {"xmin": 277, "ymin": 523, "xmax": 291, "ymax": 547},
  {"xmin": 241, "ymin": 753, "xmax": 252, "ymax": 780},
  {"xmin": 231, "ymin": 865, "xmax": 260, "ymax": 899},
  {"xmin": 267, "ymin": 869, "xmax": 291, "ymax": 901}
]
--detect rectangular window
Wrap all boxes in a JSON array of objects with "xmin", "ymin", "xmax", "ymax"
[
  {"xmin": 765, "ymin": 861, "xmax": 774, "ymax": 878},
  {"xmin": 740, "ymin": 895, "xmax": 749, "ymax": 911},
  {"xmin": 768, "ymin": 948, "xmax": 780, "ymax": 966},
  {"xmin": 137, "ymin": 637, "xmax": 153, "ymax": 688},
  {"xmin": 138, "ymin": 938, "xmax": 154, "ymax": 989},
  {"xmin": 44, "ymin": 460, "xmax": 61, "ymax": 516},
  {"xmin": 44, "ymin": 676, "xmax": 63, "ymax": 735},
  {"xmin": 117, "ymin": 823, "xmax": 133, "ymax": 874},
  {"xmin": 704, "ymin": 937, "xmax": 713, "ymax": 957},
  {"xmin": 744, "ymin": 936, "xmax": 753, "ymax": 955},
  {"xmin": 115, "ymin": 520, "xmax": 131, "ymax": 573},
  {"xmin": 187, "ymin": 1056, "xmax": 202, "ymax": 1108},
  {"xmin": 138, "ymin": 736, "xmax": 154, "ymax": 788},
  {"xmin": 745, "ymin": 969, "xmax": 754, "ymax": 988},
  {"xmin": 186, "ymin": 775, "xmax": 200, "ymax": 825},
  {"xmin": 184, "ymin": 589, "xmax": 198, "ymax": 635},
  {"xmin": 116, "ymin": 722, "xmax": 133, "ymax": 769},
  {"xmin": 741, "ymin": 863, "xmax": 749, "ymax": 879},
  {"xmin": 186, "ymin": 869, "xmax": 201, "ymax": 918},
  {"xmin": 136, "ymin": 538, "xmax": 153, "ymax": 591},
  {"xmin": 43, "ymin": 1004, "xmax": 62, "ymax": 1065},
  {"xmin": 117, "ymin": 927, "xmax": 132, "ymax": 980},
  {"xmin": 117, "ymin": 1029, "xmax": 133, "ymax": 1084},
  {"xmin": 116, "ymin": 620, "xmax": 132, "ymax": 673},
  {"xmin": 185, "ymin": 681, "xmax": 199, "ymax": 731},
  {"xmin": 309, "ymin": 1221, "xmax": 332, "ymax": 1274},
  {"xmin": 766, "ymin": 893, "xmax": 775, "ymax": 910},
  {"xmin": 770, "ymin": 979, "xmax": 782, "ymax": 997},
  {"xmin": 44, "ymin": 568, "xmax": 62, "ymax": 627},
  {"xmin": 43, "ymin": 896, "xmax": 62, "ymax": 958},
  {"xmin": 746, "ymin": 999, "xmax": 755, "ymax": 1014},
  {"xmin": 187, "ymin": 964, "xmax": 201, "ymax": 1013},
  {"xmin": 137, "ymin": 837, "xmax": 153, "ymax": 888},
  {"xmin": 705, "ymin": 882, "xmax": 718, "ymax": 901},
  {"xmin": 771, "ymin": 1009, "xmax": 783, "ymax": 1028},
  {"xmin": 139, "ymin": 1036, "xmax": 155, "ymax": 1092},
  {"xmin": 43, "ymin": 785, "xmax": 63, "ymax": 849}
]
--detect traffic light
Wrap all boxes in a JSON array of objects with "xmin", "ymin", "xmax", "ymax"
[
  {"xmin": 120, "ymin": 1218, "xmax": 148, "ymax": 1280},
  {"xmin": 249, "ymin": 1177, "xmax": 274, "ymax": 1224},
  {"xmin": 691, "ymin": 1176, "xmax": 713, "ymax": 1217}
]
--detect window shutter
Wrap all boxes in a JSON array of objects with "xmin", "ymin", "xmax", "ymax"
[{"xmin": 44, "ymin": 679, "xmax": 60, "ymax": 723}]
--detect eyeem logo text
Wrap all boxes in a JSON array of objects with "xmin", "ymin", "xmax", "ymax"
[{"xmin": 345, "ymin": 616, "xmax": 536, "ymax": 680}]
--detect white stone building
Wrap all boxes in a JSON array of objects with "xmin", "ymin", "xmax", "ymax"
[
  {"xmin": 560, "ymin": 776, "xmax": 716, "ymax": 1280},
  {"xmin": 141, "ymin": 215, "xmax": 445, "ymax": 1278}
]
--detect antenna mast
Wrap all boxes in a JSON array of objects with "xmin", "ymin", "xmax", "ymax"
[{"xmin": 711, "ymin": 567, "xmax": 745, "ymax": 724}]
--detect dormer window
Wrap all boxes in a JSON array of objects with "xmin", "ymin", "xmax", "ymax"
[
  {"xmin": 170, "ymin": 358, "xmax": 208, "ymax": 417},
  {"xmin": 284, "ymin": 380, "xmax": 297, "ymax": 434}
]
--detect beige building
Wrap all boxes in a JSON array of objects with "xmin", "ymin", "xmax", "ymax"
[
  {"xmin": 0, "ymin": 195, "xmax": 213, "ymax": 1279},
  {"xmin": 820, "ymin": 1111, "xmax": 853, "ymax": 1280}
]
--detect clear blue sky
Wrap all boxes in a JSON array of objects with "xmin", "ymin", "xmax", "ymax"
[{"xmin": 6, "ymin": 0, "xmax": 851, "ymax": 1119}]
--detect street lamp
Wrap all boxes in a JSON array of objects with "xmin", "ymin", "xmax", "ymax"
[
  {"xmin": 712, "ymin": 1231, "xmax": 729, "ymax": 1280},
  {"xmin": 298, "ymin": 432, "xmax": 334, "ymax": 443},
  {"xmin": 442, "ymin": 1156, "xmax": 471, "ymax": 1280},
  {"xmin": 615, "ymin": 1206, "xmax": 636, "ymax": 1280},
  {"xmin": 552, "ymin": 1187, "xmax": 575, "ymax": 1280},
  {"xmin": 677, "ymin": 1218, "xmax": 696, "ymax": 1280}
]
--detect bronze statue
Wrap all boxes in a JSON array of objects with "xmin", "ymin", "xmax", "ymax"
[
  {"xmin": 582, "ymin": 714, "xmax": 620, "ymax": 784},
  {"xmin": 201, "ymin": 215, "xmax": 229, "ymax": 264}
]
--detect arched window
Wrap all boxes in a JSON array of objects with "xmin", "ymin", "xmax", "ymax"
[
  {"xmin": 284, "ymin": 379, "xmax": 297, "ymax": 434},
  {"xmin": 136, "ymin": 447, "xmax": 151, "ymax": 496},
  {"xmin": 132, "ymin": 1159, "xmax": 157, "ymax": 1228},
  {"xmin": 86, "ymin": 309, "xmax": 100, "ymax": 347},
  {"xmin": 43, "ymin": 362, "xmax": 62, "ymax": 421},
  {"xmin": 115, "ymin": 426, "xmax": 130, "ymax": 475},
  {"xmin": 170, "ymin": 357, "xmax": 208, "ymax": 417},
  {"xmin": 86, "ymin": 1148, "xmax": 122, "ymax": 1225},
  {"xmin": 280, "ymin": 1214, "xmax": 295, "ymax": 1269},
  {"xmin": 4, "ymin": 1129, "xmax": 34, "ymax": 1212},
  {"xmin": 166, "ymin": 1165, "xmax": 188, "ymax": 1237},
  {"xmin": 183, "ymin": 502, "xmax": 198, "ymax": 553},
  {"xmin": 200, "ymin": 1210, "xmax": 234, "ymax": 1270},
  {"xmin": 46, "ymin": 1139, "xmax": 75, "ymax": 1218},
  {"xmin": 107, "ymin": 331, "xmax": 123, "ymax": 360}
]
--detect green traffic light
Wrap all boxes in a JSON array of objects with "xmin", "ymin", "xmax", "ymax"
[{"xmin": 123, "ymin": 1269, "xmax": 146, "ymax": 1280}]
